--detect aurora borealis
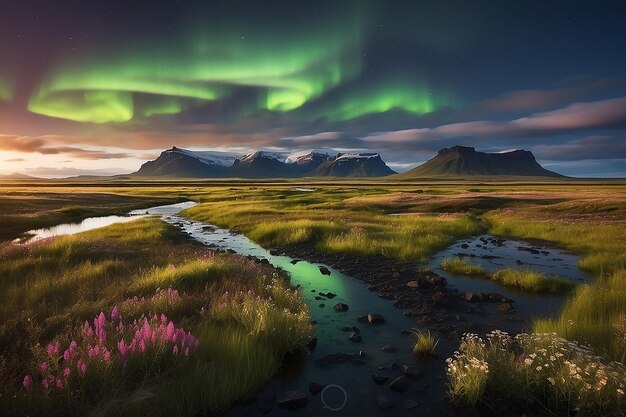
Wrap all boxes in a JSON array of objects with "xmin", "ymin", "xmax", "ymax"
[{"xmin": 1, "ymin": 0, "xmax": 626, "ymax": 177}]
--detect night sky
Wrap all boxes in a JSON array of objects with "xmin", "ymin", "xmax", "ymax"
[{"xmin": 1, "ymin": 0, "xmax": 625, "ymax": 177}]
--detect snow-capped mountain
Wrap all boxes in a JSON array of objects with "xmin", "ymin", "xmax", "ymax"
[
  {"xmin": 310, "ymin": 152, "xmax": 397, "ymax": 177},
  {"xmin": 132, "ymin": 147, "xmax": 395, "ymax": 178}
]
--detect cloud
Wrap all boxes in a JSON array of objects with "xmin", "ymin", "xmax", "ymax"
[
  {"xmin": 23, "ymin": 166, "xmax": 130, "ymax": 178},
  {"xmin": 0, "ymin": 135, "xmax": 133, "ymax": 159},
  {"xmin": 478, "ymin": 79, "xmax": 616, "ymax": 112},
  {"xmin": 532, "ymin": 136, "xmax": 626, "ymax": 161},
  {"xmin": 4, "ymin": 158, "xmax": 25, "ymax": 162},
  {"xmin": 363, "ymin": 97, "xmax": 626, "ymax": 145}
]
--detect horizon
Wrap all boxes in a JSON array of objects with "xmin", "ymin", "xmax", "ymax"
[{"xmin": 1, "ymin": 1, "xmax": 626, "ymax": 178}]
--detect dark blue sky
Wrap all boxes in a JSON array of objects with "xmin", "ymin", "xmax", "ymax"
[{"xmin": 0, "ymin": 0, "xmax": 625, "ymax": 176}]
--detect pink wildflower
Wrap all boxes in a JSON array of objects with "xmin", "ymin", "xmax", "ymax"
[
  {"xmin": 63, "ymin": 367, "xmax": 71, "ymax": 379},
  {"xmin": 77, "ymin": 359, "xmax": 87, "ymax": 376},
  {"xmin": 184, "ymin": 347, "xmax": 190, "ymax": 358},
  {"xmin": 41, "ymin": 379, "xmax": 49, "ymax": 390},
  {"xmin": 55, "ymin": 378, "xmax": 64, "ymax": 389},
  {"xmin": 46, "ymin": 341, "xmax": 60, "ymax": 356},
  {"xmin": 172, "ymin": 345, "xmax": 178, "ymax": 356},
  {"xmin": 166, "ymin": 321, "xmax": 175, "ymax": 341},
  {"xmin": 39, "ymin": 362, "xmax": 48, "ymax": 374},
  {"xmin": 22, "ymin": 375, "xmax": 32, "ymax": 389},
  {"xmin": 111, "ymin": 306, "xmax": 120, "ymax": 321}
]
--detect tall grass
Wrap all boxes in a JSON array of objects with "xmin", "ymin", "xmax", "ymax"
[
  {"xmin": 0, "ymin": 218, "xmax": 312, "ymax": 416},
  {"xmin": 440, "ymin": 257, "xmax": 487, "ymax": 276},
  {"xmin": 492, "ymin": 269, "xmax": 574, "ymax": 294}
]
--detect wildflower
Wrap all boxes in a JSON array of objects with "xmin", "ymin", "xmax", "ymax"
[
  {"xmin": 63, "ymin": 367, "xmax": 71, "ymax": 379},
  {"xmin": 547, "ymin": 377, "xmax": 556, "ymax": 385},
  {"xmin": 39, "ymin": 362, "xmax": 48, "ymax": 374},
  {"xmin": 536, "ymin": 366, "xmax": 542, "ymax": 371},
  {"xmin": 46, "ymin": 341, "xmax": 60, "ymax": 357},
  {"xmin": 41, "ymin": 379, "xmax": 49, "ymax": 390},
  {"xmin": 184, "ymin": 347, "xmax": 190, "ymax": 358},
  {"xmin": 55, "ymin": 378, "xmax": 64, "ymax": 389},
  {"xmin": 173, "ymin": 345, "xmax": 179, "ymax": 356},
  {"xmin": 111, "ymin": 306, "xmax": 120, "ymax": 321},
  {"xmin": 22, "ymin": 375, "xmax": 32, "ymax": 389},
  {"xmin": 77, "ymin": 359, "xmax": 87, "ymax": 376}
]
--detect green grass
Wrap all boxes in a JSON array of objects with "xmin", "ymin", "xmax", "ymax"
[
  {"xmin": 412, "ymin": 330, "xmax": 439, "ymax": 358},
  {"xmin": 491, "ymin": 269, "xmax": 575, "ymax": 294},
  {"xmin": 0, "ymin": 218, "xmax": 312, "ymax": 416},
  {"xmin": 440, "ymin": 257, "xmax": 488, "ymax": 276}
]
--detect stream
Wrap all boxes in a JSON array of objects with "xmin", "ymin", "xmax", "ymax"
[{"xmin": 14, "ymin": 201, "xmax": 592, "ymax": 415}]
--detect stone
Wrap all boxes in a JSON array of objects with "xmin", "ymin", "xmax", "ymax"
[
  {"xmin": 372, "ymin": 373, "xmax": 390, "ymax": 385},
  {"xmin": 325, "ymin": 292, "xmax": 337, "ymax": 299},
  {"xmin": 376, "ymin": 395, "xmax": 394, "ymax": 409},
  {"xmin": 319, "ymin": 266, "xmax": 331, "ymax": 275},
  {"xmin": 368, "ymin": 313, "xmax": 385, "ymax": 324},
  {"xmin": 460, "ymin": 243, "xmax": 469, "ymax": 249},
  {"xmin": 498, "ymin": 302, "xmax": 515, "ymax": 314},
  {"xmin": 406, "ymin": 280, "xmax": 419, "ymax": 289},
  {"xmin": 357, "ymin": 315, "xmax": 369, "ymax": 323},
  {"xmin": 381, "ymin": 344, "xmax": 397, "ymax": 353},
  {"xmin": 403, "ymin": 365, "xmax": 423, "ymax": 379},
  {"xmin": 276, "ymin": 391, "xmax": 308, "ymax": 409},
  {"xmin": 348, "ymin": 332, "xmax": 362, "ymax": 342},
  {"xmin": 389, "ymin": 375, "xmax": 410, "ymax": 392},
  {"xmin": 309, "ymin": 383, "xmax": 325, "ymax": 395},
  {"xmin": 432, "ymin": 291, "xmax": 450, "ymax": 305},
  {"xmin": 319, "ymin": 303, "xmax": 325, "ymax": 308},
  {"xmin": 290, "ymin": 259, "xmax": 302, "ymax": 265},
  {"xmin": 333, "ymin": 303, "xmax": 349, "ymax": 312},
  {"xmin": 352, "ymin": 326, "xmax": 361, "ymax": 334}
]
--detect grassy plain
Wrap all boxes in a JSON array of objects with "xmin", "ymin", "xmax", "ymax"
[{"xmin": 0, "ymin": 179, "xmax": 624, "ymax": 414}]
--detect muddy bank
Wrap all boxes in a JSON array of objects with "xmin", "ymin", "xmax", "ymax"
[{"xmin": 268, "ymin": 242, "xmax": 529, "ymax": 340}]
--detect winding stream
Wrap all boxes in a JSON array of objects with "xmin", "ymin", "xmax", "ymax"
[{"xmin": 13, "ymin": 201, "xmax": 592, "ymax": 415}]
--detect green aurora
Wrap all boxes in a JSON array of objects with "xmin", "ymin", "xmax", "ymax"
[
  {"xmin": 22, "ymin": 24, "xmax": 453, "ymax": 124},
  {"xmin": 0, "ymin": 71, "xmax": 14, "ymax": 102}
]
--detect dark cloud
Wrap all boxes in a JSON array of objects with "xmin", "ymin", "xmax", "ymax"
[{"xmin": 532, "ymin": 136, "xmax": 626, "ymax": 161}]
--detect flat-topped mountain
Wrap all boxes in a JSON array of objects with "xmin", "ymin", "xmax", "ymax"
[
  {"xmin": 396, "ymin": 146, "xmax": 564, "ymax": 178},
  {"xmin": 133, "ymin": 147, "xmax": 395, "ymax": 178}
]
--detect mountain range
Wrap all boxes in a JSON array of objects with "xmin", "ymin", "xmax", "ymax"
[{"xmin": 133, "ymin": 147, "xmax": 397, "ymax": 178}]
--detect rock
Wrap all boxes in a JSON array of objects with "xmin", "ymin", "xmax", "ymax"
[
  {"xmin": 516, "ymin": 259, "xmax": 524, "ymax": 265},
  {"xmin": 376, "ymin": 395, "xmax": 395, "ymax": 409},
  {"xmin": 357, "ymin": 350, "xmax": 366, "ymax": 358},
  {"xmin": 276, "ymin": 391, "xmax": 308, "ymax": 409},
  {"xmin": 315, "ymin": 296, "xmax": 323, "ymax": 300},
  {"xmin": 432, "ymin": 291, "xmax": 450, "ymax": 305},
  {"xmin": 309, "ymin": 383, "xmax": 325, "ymax": 395},
  {"xmin": 259, "ymin": 258, "xmax": 269, "ymax": 264},
  {"xmin": 311, "ymin": 289, "xmax": 316, "ymax": 292},
  {"xmin": 403, "ymin": 399, "xmax": 419, "ymax": 409},
  {"xmin": 348, "ymin": 332, "xmax": 362, "ymax": 342},
  {"xmin": 325, "ymin": 292, "xmax": 337, "ymax": 299},
  {"xmin": 307, "ymin": 337, "xmax": 318, "ymax": 350},
  {"xmin": 333, "ymin": 303, "xmax": 349, "ymax": 312},
  {"xmin": 381, "ymin": 344, "xmax": 397, "ymax": 353},
  {"xmin": 319, "ymin": 303, "xmax": 325, "ymax": 308},
  {"xmin": 368, "ymin": 313, "xmax": 385, "ymax": 324},
  {"xmin": 357, "ymin": 315, "xmax": 369, "ymax": 323},
  {"xmin": 403, "ymin": 365, "xmax": 423, "ymax": 379},
  {"xmin": 372, "ymin": 373, "xmax": 390, "ymax": 385},
  {"xmin": 319, "ymin": 266, "xmax": 331, "ymax": 275},
  {"xmin": 389, "ymin": 375, "xmax": 410, "ymax": 393},
  {"xmin": 461, "ymin": 243, "xmax": 469, "ymax": 249},
  {"xmin": 392, "ymin": 272, "xmax": 400, "ymax": 278},
  {"xmin": 422, "ymin": 274, "xmax": 447, "ymax": 287},
  {"xmin": 487, "ymin": 292, "xmax": 508, "ymax": 302},
  {"xmin": 310, "ymin": 320, "xmax": 318, "ymax": 325},
  {"xmin": 406, "ymin": 280, "xmax": 419, "ymax": 289},
  {"xmin": 290, "ymin": 259, "xmax": 302, "ymax": 265},
  {"xmin": 352, "ymin": 326, "xmax": 361, "ymax": 334},
  {"xmin": 464, "ymin": 292, "xmax": 482, "ymax": 302},
  {"xmin": 498, "ymin": 302, "xmax": 515, "ymax": 314}
]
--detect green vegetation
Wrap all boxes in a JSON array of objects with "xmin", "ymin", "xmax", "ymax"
[
  {"xmin": 0, "ymin": 218, "xmax": 312, "ymax": 416},
  {"xmin": 447, "ymin": 331, "xmax": 626, "ymax": 416},
  {"xmin": 412, "ymin": 330, "xmax": 439, "ymax": 358},
  {"xmin": 491, "ymin": 269, "xmax": 574, "ymax": 294},
  {"xmin": 439, "ymin": 258, "xmax": 573, "ymax": 294},
  {"xmin": 440, "ymin": 257, "xmax": 488, "ymax": 276}
]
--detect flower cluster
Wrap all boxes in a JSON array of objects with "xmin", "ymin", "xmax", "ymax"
[
  {"xmin": 446, "ymin": 331, "xmax": 626, "ymax": 414},
  {"xmin": 22, "ymin": 305, "xmax": 199, "ymax": 392}
]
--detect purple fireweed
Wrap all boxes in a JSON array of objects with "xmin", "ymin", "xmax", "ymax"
[{"xmin": 22, "ymin": 375, "xmax": 32, "ymax": 389}]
